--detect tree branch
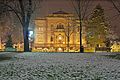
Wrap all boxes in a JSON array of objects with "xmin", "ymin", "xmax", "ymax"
[
  {"xmin": 111, "ymin": 0, "xmax": 120, "ymax": 14},
  {"xmin": 71, "ymin": 0, "xmax": 79, "ymax": 17},
  {"xmin": 0, "ymin": 2, "xmax": 23, "ymax": 26},
  {"xmin": 82, "ymin": 0, "xmax": 90, "ymax": 20}
]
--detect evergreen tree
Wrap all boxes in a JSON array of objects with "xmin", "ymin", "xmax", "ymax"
[
  {"xmin": 87, "ymin": 4, "xmax": 110, "ymax": 47},
  {"xmin": 105, "ymin": 38, "xmax": 111, "ymax": 47},
  {"xmin": 5, "ymin": 35, "xmax": 13, "ymax": 48}
]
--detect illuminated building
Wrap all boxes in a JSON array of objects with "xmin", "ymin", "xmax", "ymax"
[
  {"xmin": 111, "ymin": 41, "xmax": 120, "ymax": 52},
  {"xmin": 33, "ymin": 11, "xmax": 86, "ymax": 52}
]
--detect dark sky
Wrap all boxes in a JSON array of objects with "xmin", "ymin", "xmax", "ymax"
[
  {"xmin": 33, "ymin": 0, "xmax": 120, "ymax": 37},
  {"xmin": 36, "ymin": 0, "xmax": 116, "ymax": 17}
]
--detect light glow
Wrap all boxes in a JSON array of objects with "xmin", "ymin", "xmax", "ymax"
[
  {"xmin": 29, "ymin": 31, "xmax": 34, "ymax": 41},
  {"xmin": 58, "ymin": 47, "xmax": 62, "ymax": 51},
  {"xmin": 29, "ymin": 31, "xmax": 33, "ymax": 37},
  {"xmin": 58, "ymin": 36, "xmax": 62, "ymax": 40}
]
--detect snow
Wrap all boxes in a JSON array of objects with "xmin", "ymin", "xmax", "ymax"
[{"xmin": 0, "ymin": 52, "xmax": 120, "ymax": 80}]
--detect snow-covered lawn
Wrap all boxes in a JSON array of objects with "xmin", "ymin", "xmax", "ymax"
[{"xmin": 0, "ymin": 52, "xmax": 120, "ymax": 80}]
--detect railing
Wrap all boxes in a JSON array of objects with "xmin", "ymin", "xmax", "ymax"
[{"xmin": 34, "ymin": 43, "xmax": 80, "ymax": 48}]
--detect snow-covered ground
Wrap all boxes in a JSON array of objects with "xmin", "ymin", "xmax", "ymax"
[{"xmin": 0, "ymin": 52, "xmax": 120, "ymax": 80}]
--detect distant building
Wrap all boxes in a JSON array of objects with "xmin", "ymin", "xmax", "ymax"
[
  {"xmin": 111, "ymin": 41, "xmax": 120, "ymax": 52},
  {"xmin": 33, "ymin": 11, "xmax": 87, "ymax": 52}
]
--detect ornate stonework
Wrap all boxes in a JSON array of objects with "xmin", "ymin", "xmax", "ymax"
[{"xmin": 33, "ymin": 11, "xmax": 86, "ymax": 52}]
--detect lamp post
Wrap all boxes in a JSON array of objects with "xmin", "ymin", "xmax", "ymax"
[{"xmin": 29, "ymin": 30, "xmax": 34, "ymax": 52}]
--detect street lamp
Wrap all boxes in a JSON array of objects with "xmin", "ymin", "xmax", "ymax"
[{"xmin": 28, "ymin": 30, "xmax": 34, "ymax": 51}]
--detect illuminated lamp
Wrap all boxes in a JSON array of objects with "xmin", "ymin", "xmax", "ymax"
[
  {"xmin": 29, "ymin": 31, "xmax": 33, "ymax": 41},
  {"xmin": 58, "ymin": 36, "xmax": 62, "ymax": 40},
  {"xmin": 58, "ymin": 47, "xmax": 62, "ymax": 52}
]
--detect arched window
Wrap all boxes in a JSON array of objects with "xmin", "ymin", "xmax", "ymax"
[
  {"xmin": 77, "ymin": 26, "xmax": 80, "ymax": 32},
  {"xmin": 51, "ymin": 25, "xmax": 54, "ymax": 31},
  {"xmin": 51, "ymin": 36, "xmax": 53, "ymax": 42}
]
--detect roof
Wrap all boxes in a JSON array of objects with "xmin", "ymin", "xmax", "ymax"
[{"xmin": 52, "ymin": 11, "xmax": 69, "ymax": 14}]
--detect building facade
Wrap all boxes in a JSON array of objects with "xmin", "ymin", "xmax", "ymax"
[{"xmin": 33, "ymin": 11, "xmax": 86, "ymax": 52}]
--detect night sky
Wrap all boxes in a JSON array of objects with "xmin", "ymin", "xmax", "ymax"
[{"xmin": 34, "ymin": 0, "xmax": 120, "ymax": 37}]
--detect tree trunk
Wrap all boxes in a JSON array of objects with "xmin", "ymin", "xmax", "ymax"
[
  {"xmin": 67, "ymin": 24, "xmax": 70, "ymax": 52},
  {"xmin": 67, "ymin": 36, "xmax": 69, "ymax": 52},
  {"xmin": 80, "ymin": 20, "xmax": 83, "ymax": 53},
  {"xmin": 18, "ymin": 0, "xmax": 32, "ymax": 52},
  {"xmin": 23, "ymin": 23, "xmax": 29, "ymax": 52},
  {"xmin": 23, "ymin": 13, "xmax": 31, "ymax": 52},
  {"xmin": 78, "ymin": 1, "xmax": 84, "ymax": 53}
]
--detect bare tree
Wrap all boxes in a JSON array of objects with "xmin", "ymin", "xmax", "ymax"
[
  {"xmin": 107, "ymin": 0, "xmax": 120, "ymax": 39},
  {"xmin": 0, "ymin": 0, "xmax": 15, "ymax": 44},
  {"xmin": 110, "ymin": 0, "xmax": 120, "ymax": 14},
  {"xmin": 64, "ymin": 16, "xmax": 76, "ymax": 52},
  {"xmin": 0, "ymin": 0, "xmax": 42, "ymax": 52},
  {"xmin": 71, "ymin": 0, "xmax": 92, "ymax": 52}
]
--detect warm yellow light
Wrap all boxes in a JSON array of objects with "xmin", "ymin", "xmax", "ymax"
[
  {"xmin": 58, "ymin": 36, "xmax": 62, "ymax": 40},
  {"xmin": 51, "ymin": 41, "xmax": 54, "ymax": 43},
  {"xmin": 58, "ymin": 47, "xmax": 62, "ymax": 51}
]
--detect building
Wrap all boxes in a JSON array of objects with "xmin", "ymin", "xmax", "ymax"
[
  {"xmin": 111, "ymin": 41, "xmax": 120, "ymax": 52},
  {"xmin": 33, "ymin": 11, "xmax": 86, "ymax": 52}
]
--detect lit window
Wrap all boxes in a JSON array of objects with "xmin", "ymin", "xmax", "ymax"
[
  {"xmin": 38, "ymin": 27, "xmax": 44, "ymax": 31},
  {"xmin": 51, "ymin": 36, "xmax": 53, "ymax": 42},
  {"xmin": 51, "ymin": 25, "xmax": 54, "ymax": 31},
  {"xmin": 77, "ymin": 26, "xmax": 80, "ymax": 32},
  {"xmin": 56, "ymin": 24, "xmax": 64, "ymax": 29}
]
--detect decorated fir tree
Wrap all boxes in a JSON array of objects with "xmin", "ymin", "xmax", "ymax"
[
  {"xmin": 5, "ymin": 35, "xmax": 13, "ymax": 48},
  {"xmin": 87, "ymin": 4, "xmax": 110, "ymax": 47}
]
